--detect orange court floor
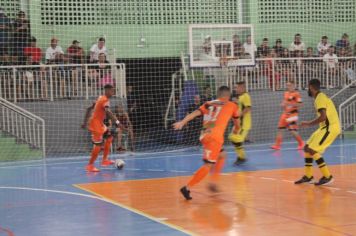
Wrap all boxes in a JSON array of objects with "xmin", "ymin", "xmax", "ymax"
[{"xmin": 76, "ymin": 164, "xmax": 356, "ymax": 236}]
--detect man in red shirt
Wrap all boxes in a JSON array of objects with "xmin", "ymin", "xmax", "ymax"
[{"xmin": 24, "ymin": 37, "xmax": 42, "ymax": 65}]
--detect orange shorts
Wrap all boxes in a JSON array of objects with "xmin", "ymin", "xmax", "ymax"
[
  {"xmin": 278, "ymin": 113, "xmax": 298, "ymax": 131},
  {"xmin": 89, "ymin": 125, "xmax": 108, "ymax": 144},
  {"xmin": 201, "ymin": 136, "xmax": 223, "ymax": 164}
]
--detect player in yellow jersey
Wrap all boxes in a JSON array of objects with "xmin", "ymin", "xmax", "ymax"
[
  {"xmin": 295, "ymin": 79, "xmax": 341, "ymax": 186},
  {"xmin": 229, "ymin": 81, "xmax": 252, "ymax": 165}
]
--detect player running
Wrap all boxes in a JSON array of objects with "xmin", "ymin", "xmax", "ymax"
[
  {"xmin": 271, "ymin": 80, "xmax": 304, "ymax": 150},
  {"xmin": 229, "ymin": 81, "xmax": 252, "ymax": 165},
  {"xmin": 81, "ymin": 84, "xmax": 121, "ymax": 172},
  {"xmin": 295, "ymin": 79, "xmax": 340, "ymax": 185},
  {"xmin": 174, "ymin": 86, "xmax": 240, "ymax": 200}
]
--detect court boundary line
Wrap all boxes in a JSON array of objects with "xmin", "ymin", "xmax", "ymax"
[
  {"xmin": 0, "ymin": 142, "xmax": 354, "ymax": 169},
  {"xmin": 73, "ymin": 184, "xmax": 196, "ymax": 236},
  {"xmin": 0, "ymin": 186, "xmax": 195, "ymax": 236}
]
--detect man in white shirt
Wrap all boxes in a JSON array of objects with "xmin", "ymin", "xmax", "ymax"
[
  {"xmin": 317, "ymin": 36, "xmax": 330, "ymax": 56},
  {"xmin": 45, "ymin": 38, "xmax": 64, "ymax": 64},
  {"xmin": 323, "ymin": 46, "xmax": 338, "ymax": 69},
  {"xmin": 289, "ymin": 34, "xmax": 305, "ymax": 55},
  {"xmin": 90, "ymin": 37, "xmax": 107, "ymax": 62},
  {"xmin": 243, "ymin": 35, "xmax": 257, "ymax": 58}
]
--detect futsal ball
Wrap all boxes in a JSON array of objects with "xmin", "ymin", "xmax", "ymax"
[{"xmin": 115, "ymin": 159, "xmax": 125, "ymax": 170}]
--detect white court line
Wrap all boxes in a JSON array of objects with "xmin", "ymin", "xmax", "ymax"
[
  {"xmin": 170, "ymin": 170, "xmax": 189, "ymax": 173},
  {"xmin": 327, "ymin": 187, "xmax": 340, "ymax": 191},
  {"xmin": 282, "ymin": 180, "xmax": 294, "ymax": 183},
  {"xmin": 0, "ymin": 186, "xmax": 195, "ymax": 235},
  {"xmin": 146, "ymin": 169, "xmax": 165, "ymax": 172},
  {"xmin": 1, "ymin": 143, "xmax": 356, "ymax": 170},
  {"xmin": 347, "ymin": 191, "xmax": 356, "ymax": 194},
  {"xmin": 260, "ymin": 177, "xmax": 276, "ymax": 181}
]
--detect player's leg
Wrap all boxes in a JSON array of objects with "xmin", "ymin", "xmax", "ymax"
[
  {"xmin": 271, "ymin": 114, "xmax": 287, "ymax": 150},
  {"xmin": 286, "ymin": 115, "xmax": 304, "ymax": 149},
  {"xmin": 86, "ymin": 131, "xmax": 104, "ymax": 172},
  {"xmin": 180, "ymin": 140, "xmax": 221, "ymax": 200},
  {"xmin": 290, "ymin": 130, "xmax": 304, "ymax": 149},
  {"xmin": 116, "ymin": 127, "xmax": 125, "ymax": 152},
  {"xmin": 208, "ymin": 150, "xmax": 227, "ymax": 193},
  {"xmin": 101, "ymin": 130, "xmax": 114, "ymax": 166},
  {"xmin": 229, "ymin": 129, "xmax": 249, "ymax": 165}
]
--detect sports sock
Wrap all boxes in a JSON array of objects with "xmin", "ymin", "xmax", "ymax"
[
  {"xmin": 313, "ymin": 153, "xmax": 331, "ymax": 178},
  {"xmin": 275, "ymin": 134, "xmax": 282, "ymax": 146},
  {"xmin": 89, "ymin": 145, "xmax": 102, "ymax": 165},
  {"xmin": 102, "ymin": 136, "xmax": 113, "ymax": 161},
  {"xmin": 304, "ymin": 152, "xmax": 313, "ymax": 178},
  {"xmin": 211, "ymin": 157, "xmax": 225, "ymax": 182},
  {"xmin": 295, "ymin": 135, "xmax": 303, "ymax": 145},
  {"xmin": 187, "ymin": 165, "xmax": 211, "ymax": 188}
]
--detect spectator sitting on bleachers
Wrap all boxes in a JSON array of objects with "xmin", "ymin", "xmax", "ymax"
[
  {"xmin": 232, "ymin": 34, "xmax": 243, "ymax": 57},
  {"xmin": 353, "ymin": 43, "xmax": 356, "ymax": 56},
  {"xmin": 257, "ymin": 38, "xmax": 270, "ymax": 57},
  {"xmin": 289, "ymin": 33, "xmax": 305, "ymax": 55},
  {"xmin": 323, "ymin": 46, "xmax": 338, "ymax": 68},
  {"xmin": 90, "ymin": 53, "xmax": 113, "ymax": 88},
  {"xmin": 12, "ymin": 11, "xmax": 30, "ymax": 64},
  {"xmin": 115, "ymin": 103, "xmax": 135, "ymax": 152},
  {"xmin": 45, "ymin": 38, "xmax": 64, "ymax": 64},
  {"xmin": 305, "ymin": 47, "xmax": 316, "ymax": 58},
  {"xmin": 0, "ymin": 8, "xmax": 12, "ymax": 63},
  {"xmin": 24, "ymin": 36, "xmax": 42, "ymax": 65},
  {"xmin": 67, "ymin": 40, "xmax": 84, "ymax": 64},
  {"xmin": 90, "ymin": 37, "xmax": 107, "ymax": 63},
  {"xmin": 243, "ymin": 35, "xmax": 257, "ymax": 58},
  {"xmin": 273, "ymin": 38, "xmax": 284, "ymax": 57},
  {"xmin": 336, "ymin": 33, "xmax": 352, "ymax": 56},
  {"xmin": 200, "ymin": 85, "xmax": 215, "ymax": 103},
  {"xmin": 317, "ymin": 36, "xmax": 330, "ymax": 57}
]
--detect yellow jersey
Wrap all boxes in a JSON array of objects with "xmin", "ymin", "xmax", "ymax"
[
  {"xmin": 238, "ymin": 92, "xmax": 252, "ymax": 130},
  {"xmin": 314, "ymin": 92, "xmax": 340, "ymax": 129}
]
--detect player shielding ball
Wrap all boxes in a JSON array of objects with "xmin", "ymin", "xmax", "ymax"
[
  {"xmin": 271, "ymin": 80, "xmax": 304, "ymax": 150},
  {"xmin": 82, "ymin": 84, "xmax": 121, "ymax": 172},
  {"xmin": 229, "ymin": 81, "xmax": 252, "ymax": 165},
  {"xmin": 173, "ymin": 86, "xmax": 240, "ymax": 200},
  {"xmin": 295, "ymin": 79, "xmax": 340, "ymax": 185}
]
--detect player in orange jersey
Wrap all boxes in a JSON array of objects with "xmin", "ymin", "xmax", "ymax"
[
  {"xmin": 173, "ymin": 86, "xmax": 240, "ymax": 200},
  {"xmin": 271, "ymin": 80, "xmax": 304, "ymax": 150},
  {"xmin": 81, "ymin": 84, "xmax": 121, "ymax": 172}
]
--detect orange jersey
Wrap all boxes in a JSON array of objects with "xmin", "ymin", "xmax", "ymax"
[
  {"xmin": 283, "ymin": 91, "xmax": 302, "ymax": 114},
  {"xmin": 89, "ymin": 95, "xmax": 110, "ymax": 134},
  {"xmin": 199, "ymin": 99, "xmax": 239, "ymax": 143}
]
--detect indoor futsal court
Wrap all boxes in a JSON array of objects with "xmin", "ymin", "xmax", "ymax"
[{"xmin": 1, "ymin": 0, "xmax": 356, "ymax": 236}]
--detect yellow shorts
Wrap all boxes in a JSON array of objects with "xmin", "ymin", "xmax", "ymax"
[
  {"xmin": 229, "ymin": 128, "xmax": 250, "ymax": 143},
  {"xmin": 307, "ymin": 125, "xmax": 340, "ymax": 154}
]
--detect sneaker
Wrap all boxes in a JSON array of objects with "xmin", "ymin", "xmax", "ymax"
[
  {"xmin": 86, "ymin": 164, "xmax": 100, "ymax": 172},
  {"xmin": 207, "ymin": 183, "xmax": 220, "ymax": 193},
  {"xmin": 234, "ymin": 158, "xmax": 247, "ymax": 165},
  {"xmin": 101, "ymin": 159, "xmax": 114, "ymax": 167},
  {"xmin": 297, "ymin": 142, "xmax": 305, "ymax": 150},
  {"xmin": 180, "ymin": 186, "xmax": 192, "ymax": 200},
  {"xmin": 270, "ymin": 145, "xmax": 281, "ymax": 150},
  {"xmin": 314, "ymin": 176, "xmax": 334, "ymax": 186},
  {"xmin": 294, "ymin": 175, "xmax": 314, "ymax": 184}
]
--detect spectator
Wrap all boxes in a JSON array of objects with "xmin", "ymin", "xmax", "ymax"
[
  {"xmin": 12, "ymin": 11, "xmax": 30, "ymax": 64},
  {"xmin": 203, "ymin": 35, "xmax": 211, "ymax": 54},
  {"xmin": 90, "ymin": 53, "xmax": 113, "ymax": 88},
  {"xmin": 90, "ymin": 37, "xmax": 107, "ymax": 62},
  {"xmin": 201, "ymin": 85, "xmax": 214, "ymax": 103},
  {"xmin": 243, "ymin": 35, "xmax": 257, "ymax": 58},
  {"xmin": 323, "ymin": 46, "xmax": 338, "ymax": 88},
  {"xmin": 115, "ymin": 104, "xmax": 135, "ymax": 152},
  {"xmin": 0, "ymin": 8, "xmax": 12, "ymax": 62},
  {"xmin": 317, "ymin": 36, "xmax": 330, "ymax": 56},
  {"xmin": 336, "ymin": 33, "xmax": 352, "ymax": 55},
  {"xmin": 24, "ymin": 36, "xmax": 42, "ymax": 65},
  {"xmin": 232, "ymin": 34, "xmax": 243, "ymax": 57},
  {"xmin": 265, "ymin": 49, "xmax": 280, "ymax": 90},
  {"xmin": 273, "ymin": 39, "xmax": 284, "ymax": 57},
  {"xmin": 45, "ymin": 38, "xmax": 64, "ymax": 64},
  {"xmin": 289, "ymin": 33, "xmax": 305, "ymax": 55},
  {"xmin": 67, "ymin": 40, "xmax": 84, "ymax": 64},
  {"xmin": 353, "ymin": 43, "xmax": 356, "ymax": 56},
  {"xmin": 305, "ymin": 47, "xmax": 315, "ymax": 58},
  {"xmin": 257, "ymin": 38, "xmax": 270, "ymax": 57}
]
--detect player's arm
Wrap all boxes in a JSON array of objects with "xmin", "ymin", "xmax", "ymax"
[
  {"xmin": 301, "ymin": 108, "xmax": 326, "ymax": 127},
  {"xmin": 241, "ymin": 107, "xmax": 251, "ymax": 116},
  {"xmin": 173, "ymin": 110, "xmax": 202, "ymax": 130},
  {"xmin": 105, "ymin": 108, "xmax": 121, "ymax": 127},
  {"xmin": 81, "ymin": 103, "xmax": 95, "ymax": 128}
]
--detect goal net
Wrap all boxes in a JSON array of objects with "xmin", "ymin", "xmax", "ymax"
[{"xmin": 1, "ymin": 0, "xmax": 356, "ymax": 162}]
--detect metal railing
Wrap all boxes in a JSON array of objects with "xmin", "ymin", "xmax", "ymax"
[
  {"xmin": 0, "ymin": 97, "xmax": 46, "ymax": 157},
  {"xmin": 339, "ymin": 93, "xmax": 356, "ymax": 132},
  {"xmin": 0, "ymin": 63, "xmax": 126, "ymax": 102},
  {"xmin": 200, "ymin": 57, "xmax": 356, "ymax": 91}
]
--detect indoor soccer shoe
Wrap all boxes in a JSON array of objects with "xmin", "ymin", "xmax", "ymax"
[
  {"xmin": 314, "ymin": 176, "xmax": 334, "ymax": 186},
  {"xmin": 86, "ymin": 164, "xmax": 100, "ymax": 172},
  {"xmin": 101, "ymin": 159, "xmax": 115, "ymax": 167},
  {"xmin": 234, "ymin": 158, "xmax": 247, "ymax": 165},
  {"xmin": 270, "ymin": 145, "xmax": 281, "ymax": 150},
  {"xmin": 180, "ymin": 186, "xmax": 192, "ymax": 200},
  {"xmin": 294, "ymin": 175, "xmax": 314, "ymax": 184}
]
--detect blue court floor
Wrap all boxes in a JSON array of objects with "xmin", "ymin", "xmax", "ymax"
[{"xmin": 0, "ymin": 139, "xmax": 356, "ymax": 236}]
